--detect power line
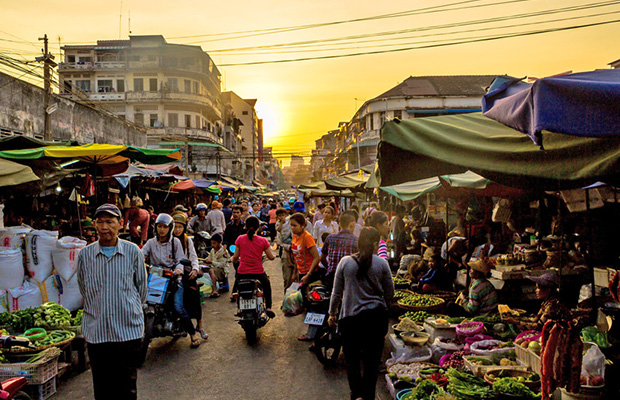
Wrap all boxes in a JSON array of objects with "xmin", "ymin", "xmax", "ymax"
[{"xmin": 218, "ymin": 18, "xmax": 620, "ymax": 66}]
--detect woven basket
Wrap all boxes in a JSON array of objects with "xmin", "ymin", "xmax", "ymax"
[
  {"xmin": 397, "ymin": 296, "xmax": 445, "ymax": 312},
  {"xmin": 4, "ymin": 332, "xmax": 75, "ymax": 353}
]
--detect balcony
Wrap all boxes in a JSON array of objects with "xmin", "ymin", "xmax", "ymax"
[
  {"xmin": 59, "ymin": 92, "xmax": 126, "ymax": 102},
  {"xmin": 58, "ymin": 62, "xmax": 93, "ymax": 71},
  {"xmin": 148, "ymin": 127, "xmax": 222, "ymax": 144},
  {"xmin": 359, "ymin": 129, "xmax": 380, "ymax": 142},
  {"xmin": 94, "ymin": 61, "xmax": 126, "ymax": 69},
  {"xmin": 126, "ymin": 91, "xmax": 221, "ymax": 120}
]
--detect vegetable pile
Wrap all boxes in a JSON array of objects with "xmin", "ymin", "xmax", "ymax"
[
  {"xmin": 493, "ymin": 377, "xmax": 541, "ymax": 399},
  {"xmin": 73, "ymin": 309, "xmax": 83, "ymax": 326},
  {"xmin": 446, "ymin": 367, "xmax": 494, "ymax": 400},
  {"xmin": 33, "ymin": 302, "xmax": 72, "ymax": 329},
  {"xmin": 398, "ymin": 292, "xmax": 443, "ymax": 308},
  {"xmin": 399, "ymin": 311, "xmax": 432, "ymax": 323},
  {"xmin": 393, "ymin": 277, "xmax": 411, "ymax": 285},
  {"xmin": 34, "ymin": 330, "xmax": 73, "ymax": 346},
  {"xmin": 0, "ymin": 308, "xmax": 37, "ymax": 332}
]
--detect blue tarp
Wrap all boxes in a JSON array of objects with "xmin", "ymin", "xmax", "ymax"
[{"xmin": 482, "ymin": 70, "xmax": 620, "ymax": 147}]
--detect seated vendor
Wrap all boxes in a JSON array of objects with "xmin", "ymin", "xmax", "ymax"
[
  {"xmin": 503, "ymin": 273, "xmax": 569, "ymax": 331},
  {"xmin": 453, "ymin": 259, "xmax": 498, "ymax": 315},
  {"xmin": 418, "ymin": 251, "xmax": 451, "ymax": 292}
]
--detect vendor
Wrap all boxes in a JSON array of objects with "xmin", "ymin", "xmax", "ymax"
[
  {"xmin": 418, "ymin": 251, "xmax": 451, "ymax": 292},
  {"xmin": 503, "ymin": 273, "xmax": 569, "ymax": 331},
  {"xmin": 453, "ymin": 259, "xmax": 498, "ymax": 316}
]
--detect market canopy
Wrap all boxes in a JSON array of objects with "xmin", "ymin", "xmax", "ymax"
[
  {"xmin": 0, "ymin": 144, "xmax": 182, "ymax": 165},
  {"xmin": 298, "ymin": 181, "xmax": 326, "ymax": 190},
  {"xmin": 379, "ymin": 171, "xmax": 493, "ymax": 201},
  {"xmin": 482, "ymin": 70, "xmax": 620, "ymax": 146},
  {"xmin": 324, "ymin": 174, "xmax": 367, "ymax": 190},
  {"xmin": 377, "ymin": 112, "xmax": 620, "ymax": 190},
  {"xmin": 0, "ymin": 158, "xmax": 40, "ymax": 187},
  {"xmin": 170, "ymin": 179, "xmax": 220, "ymax": 193}
]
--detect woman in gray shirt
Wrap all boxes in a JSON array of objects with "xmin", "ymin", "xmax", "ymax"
[{"xmin": 328, "ymin": 227, "xmax": 394, "ymax": 400}]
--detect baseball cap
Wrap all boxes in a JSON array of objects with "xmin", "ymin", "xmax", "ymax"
[
  {"xmin": 293, "ymin": 201, "xmax": 305, "ymax": 212},
  {"xmin": 94, "ymin": 204, "xmax": 122, "ymax": 219},
  {"xmin": 174, "ymin": 204, "xmax": 189, "ymax": 212}
]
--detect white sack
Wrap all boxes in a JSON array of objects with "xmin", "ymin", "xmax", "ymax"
[
  {"xmin": 8, "ymin": 279, "xmax": 42, "ymax": 311},
  {"xmin": 52, "ymin": 236, "xmax": 87, "ymax": 281},
  {"xmin": 0, "ymin": 248, "xmax": 25, "ymax": 291},
  {"xmin": 59, "ymin": 274, "xmax": 83, "ymax": 312},
  {"xmin": 25, "ymin": 230, "xmax": 58, "ymax": 283},
  {"xmin": 0, "ymin": 226, "xmax": 31, "ymax": 250},
  {"xmin": 0, "ymin": 290, "xmax": 8, "ymax": 314},
  {"xmin": 35, "ymin": 274, "xmax": 61, "ymax": 304}
]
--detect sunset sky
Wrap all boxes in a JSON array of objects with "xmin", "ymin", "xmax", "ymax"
[{"xmin": 1, "ymin": 0, "xmax": 619, "ymax": 164}]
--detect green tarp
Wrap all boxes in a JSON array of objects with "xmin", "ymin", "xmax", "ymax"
[
  {"xmin": 378, "ymin": 113, "xmax": 620, "ymax": 189},
  {"xmin": 298, "ymin": 181, "xmax": 326, "ymax": 190},
  {"xmin": 324, "ymin": 174, "xmax": 366, "ymax": 190},
  {"xmin": 379, "ymin": 171, "xmax": 490, "ymax": 201}
]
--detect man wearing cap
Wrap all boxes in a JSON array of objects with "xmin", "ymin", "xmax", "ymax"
[
  {"xmin": 455, "ymin": 259, "xmax": 498, "ymax": 315},
  {"xmin": 188, "ymin": 203, "xmax": 210, "ymax": 235},
  {"xmin": 77, "ymin": 204, "xmax": 147, "ymax": 400},
  {"xmin": 503, "ymin": 273, "xmax": 569, "ymax": 330}
]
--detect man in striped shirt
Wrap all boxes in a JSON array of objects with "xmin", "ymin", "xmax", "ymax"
[{"xmin": 77, "ymin": 203, "xmax": 147, "ymax": 400}]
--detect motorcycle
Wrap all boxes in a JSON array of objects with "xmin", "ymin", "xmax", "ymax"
[
  {"xmin": 236, "ymin": 278, "xmax": 271, "ymax": 344},
  {"xmin": 0, "ymin": 336, "xmax": 32, "ymax": 400},
  {"xmin": 304, "ymin": 284, "xmax": 342, "ymax": 366},
  {"xmin": 137, "ymin": 259, "xmax": 191, "ymax": 366}
]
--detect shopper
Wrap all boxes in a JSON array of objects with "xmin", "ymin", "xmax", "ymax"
[
  {"xmin": 369, "ymin": 211, "xmax": 390, "ymax": 260},
  {"xmin": 221, "ymin": 198, "xmax": 233, "ymax": 224},
  {"xmin": 275, "ymin": 208, "xmax": 294, "ymax": 291},
  {"xmin": 312, "ymin": 203, "xmax": 326, "ymax": 225},
  {"xmin": 328, "ymin": 227, "xmax": 394, "ymax": 400},
  {"xmin": 312, "ymin": 205, "xmax": 339, "ymax": 248},
  {"xmin": 188, "ymin": 203, "xmax": 210, "ymax": 234},
  {"xmin": 320, "ymin": 210, "xmax": 358, "ymax": 290},
  {"xmin": 77, "ymin": 204, "xmax": 147, "ymax": 400},
  {"xmin": 207, "ymin": 201, "xmax": 226, "ymax": 236},
  {"xmin": 125, "ymin": 196, "xmax": 149, "ymax": 246}
]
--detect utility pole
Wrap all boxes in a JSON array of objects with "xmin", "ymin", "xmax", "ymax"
[{"xmin": 38, "ymin": 34, "xmax": 55, "ymax": 142}]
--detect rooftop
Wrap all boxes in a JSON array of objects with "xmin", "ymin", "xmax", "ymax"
[{"xmin": 373, "ymin": 75, "xmax": 499, "ymax": 99}]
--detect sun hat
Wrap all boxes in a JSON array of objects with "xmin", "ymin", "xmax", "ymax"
[
  {"xmin": 468, "ymin": 259, "xmax": 491, "ymax": 274},
  {"xmin": 528, "ymin": 272, "xmax": 559, "ymax": 288}
]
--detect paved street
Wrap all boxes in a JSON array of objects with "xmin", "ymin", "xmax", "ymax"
[{"xmin": 55, "ymin": 257, "xmax": 392, "ymax": 400}]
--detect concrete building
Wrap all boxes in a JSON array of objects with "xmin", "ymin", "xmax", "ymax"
[
  {"xmin": 222, "ymin": 91, "xmax": 260, "ymax": 183},
  {"xmin": 609, "ymin": 58, "xmax": 620, "ymax": 69},
  {"xmin": 310, "ymin": 130, "xmax": 337, "ymax": 180},
  {"xmin": 0, "ymin": 71, "xmax": 146, "ymax": 145},
  {"xmin": 317, "ymin": 75, "xmax": 497, "ymax": 177},
  {"xmin": 57, "ymin": 35, "xmax": 234, "ymax": 179}
]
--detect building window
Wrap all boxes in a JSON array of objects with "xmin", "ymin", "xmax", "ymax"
[
  {"xmin": 149, "ymin": 78, "xmax": 158, "ymax": 92},
  {"xmin": 166, "ymin": 78, "xmax": 178, "ymax": 92},
  {"xmin": 147, "ymin": 55, "xmax": 156, "ymax": 62},
  {"xmin": 78, "ymin": 57, "xmax": 91, "ymax": 64},
  {"xmin": 67, "ymin": 55, "xmax": 75, "ymax": 63},
  {"xmin": 195, "ymin": 115, "xmax": 200, "ymax": 129},
  {"xmin": 185, "ymin": 115, "xmax": 191, "ymax": 128},
  {"xmin": 97, "ymin": 79, "xmax": 113, "ymax": 92},
  {"xmin": 133, "ymin": 78, "xmax": 144, "ymax": 92},
  {"xmin": 116, "ymin": 79, "xmax": 125, "ymax": 93},
  {"xmin": 393, "ymin": 110, "xmax": 402, "ymax": 120},
  {"xmin": 242, "ymin": 111, "xmax": 248, "ymax": 115},
  {"xmin": 184, "ymin": 80, "xmax": 191, "ymax": 93},
  {"xmin": 75, "ymin": 80, "xmax": 90, "ymax": 92},
  {"xmin": 370, "ymin": 114, "xmax": 374, "ymax": 129},
  {"xmin": 169, "ymin": 113, "xmax": 178, "ymax": 128},
  {"xmin": 193, "ymin": 81, "xmax": 198, "ymax": 94},
  {"xmin": 150, "ymin": 114, "xmax": 158, "ymax": 128},
  {"xmin": 134, "ymin": 113, "xmax": 144, "ymax": 126}
]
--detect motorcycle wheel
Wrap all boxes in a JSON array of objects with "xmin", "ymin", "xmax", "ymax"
[
  {"xmin": 313, "ymin": 327, "xmax": 341, "ymax": 366},
  {"xmin": 137, "ymin": 313, "xmax": 155, "ymax": 367},
  {"xmin": 13, "ymin": 391, "xmax": 31, "ymax": 400},
  {"xmin": 242, "ymin": 321, "xmax": 257, "ymax": 344}
]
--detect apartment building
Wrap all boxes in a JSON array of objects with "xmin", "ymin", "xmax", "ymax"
[{"xmin": 57, "ymin": 35, "xmax": 238, "ymax": 180}]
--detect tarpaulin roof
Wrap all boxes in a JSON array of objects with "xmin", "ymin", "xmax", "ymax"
[
  {"xmin": 0, "ymin": 158, "xmax": 40, "ymax": 187},
  {"xmin": 482, "ymin": 70, "xmax": 620, "ymax": 146},
  {"xmin": 298, "ymin": 181, "xmax": 326, "ymax": 190},
  {"xmin": 379, "ymin": 171, "xmax": 490, "ymax": 201},
  {"xmin": 0, "ymin": 144, "xmax": 181, "ymax": 165},
  {"xmin": 377, "ymin": 112, "xmax": 620, "ymax": 190},
  {"xmin": 324, "ymin": 174, "xmax": 367, "ymax": 190},
  {"xmin": 170, "ymin": 179, "xmax": 219, "ymax": 192}
]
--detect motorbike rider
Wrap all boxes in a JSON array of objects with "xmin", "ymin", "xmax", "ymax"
[
  {"xmin": 188, "ymin": 203, "xmax": 211, "ymax": 235},
  {"xmin": 230, "ymin": 216, "xmax": 277, "ymax": 318},
  {"xmin": 172, "ymin": 213, "xmax": 210, "ymax": 340},
  {"xmin": 141, "ymin": 213, "xmax": 202, "ymax": 348}
]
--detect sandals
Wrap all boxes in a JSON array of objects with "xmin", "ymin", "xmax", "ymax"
[
  {"xmin": 196, "ymin": 328, "xmax": 209, "ymax": 340},
  {"xmin": 190, "ymin": 338, "xmax": 201, "ymax": 348},
  {"xmin": 297, "ymin": 334, "xmax": 312, "ymax": 342}
]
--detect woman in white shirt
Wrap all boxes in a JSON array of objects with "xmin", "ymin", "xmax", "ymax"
[{"xmin": 312, "ymin": 205, "xmax": 338, "ymax": 248}]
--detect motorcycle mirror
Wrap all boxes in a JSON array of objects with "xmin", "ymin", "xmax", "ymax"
[
  {"xmin": 180, "ymin": 258, "xmax": 192, "ymax": 266},
  {"xmin": 229, "ymin": 245, "xmax": 236, "ymax": 253}
]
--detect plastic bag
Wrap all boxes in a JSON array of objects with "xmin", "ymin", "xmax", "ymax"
[
  {"xmin": 581, "ymin": 343, "xmax": 605, "ymax": 386},
  {"xmin": 25, "ymin": 230, "xmax": 58, "ymax": 283},
  {"xmin": 8, "ymin": 279, "xmax": 42, "ymax": 311},
  {"xmin": 0, "ymin": 248, "xmax": 25, "ymax": 291},
  {"xmin": 281, "ymin": 282, "xmax": 304, "ymax": 316},
  {"xmin": 53, "ymin": 236, "xmax": 87, "ymax": 281}
]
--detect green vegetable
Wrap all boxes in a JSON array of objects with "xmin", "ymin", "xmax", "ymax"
[
  {"xmin": 0, "ymin": 350, "xmax": 7, "ymax": 364},
  {"xmin": 399, "ymin": 311, "xmax": 434, "ymax": 323},
  {"xmin": 446, "ymin": 368, "xmax": 494, "ymax": 400},
  {"xmin": 410, "ymin": 379, "xmax": 441, "ymax": 400},
  {"xmin": 73, "ymin": 309, "xmax": 83, "ymax": 326},
  {"xmin": 493, "ymin": 377, "xmax": 540, "ymax": 399}
]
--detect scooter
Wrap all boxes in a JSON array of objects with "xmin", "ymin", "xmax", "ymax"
[
  {"xmin": 137, "ymin": 259, "xmax": 191, "ymax": 366},
  {"xmin": 193, "ymin": 231, "xmax": 212, "ymax": 259},
  {"xmin": 236, "ymin": 279, "xmax": 271, "ymax": 344},
  {"xmin": 304, "ymin": 284, "xmax": 342, "ymax": 366},
  {"xmin": 0, "ymin": 336, "xmax": 32, "ymax": 400}
]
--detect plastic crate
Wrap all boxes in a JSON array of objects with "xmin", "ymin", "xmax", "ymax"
[
  {"xmin": 515, "ymin": 343, "xmax": 541, "ymax": 375},
  {"xmin": 24, "ymin": 376, "xmax": 57, "ymax": 400},
  {"xmin": 0, "ymin": 355, "xmax": 58, "ymax": 384}
]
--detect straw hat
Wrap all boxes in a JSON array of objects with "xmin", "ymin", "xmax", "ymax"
[
  {"xmin": 468, "ymin": 259, "xmax": 491, "ymax": 274},
  {"xmin": 528, "ymin": 273, "xmax": 559, "ymax": 289}
]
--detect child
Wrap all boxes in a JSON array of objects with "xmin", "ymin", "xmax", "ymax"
[{"xmin": 204, "ymin": 233, "xmax": 230, "ymax": 295}]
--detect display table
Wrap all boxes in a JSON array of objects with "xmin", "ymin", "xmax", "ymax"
[{"xmin": 423, "ymin": 321, "xmax": 457, "ymax": 343}]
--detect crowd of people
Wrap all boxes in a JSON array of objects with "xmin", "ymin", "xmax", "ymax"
[{"xmin": 77, "ymin": 194, "xmax": 536, "ymax": 400}]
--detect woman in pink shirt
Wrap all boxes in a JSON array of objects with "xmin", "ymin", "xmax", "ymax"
[
  {"xmin": 231, "ymin": 216, "xmax": 276, "ymax": 317},
  {"xmin": 268, "ymin": 204, "xmax": 278, "ymax": 241}
]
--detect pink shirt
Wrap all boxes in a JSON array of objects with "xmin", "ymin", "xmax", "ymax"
[
  {"xmin": 269, "ymin": 209, "xmax": 277, "ymax": 224},
  {"xmin": 235, "ymin": 234, "xmax": 270, "ymax": 274}
]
